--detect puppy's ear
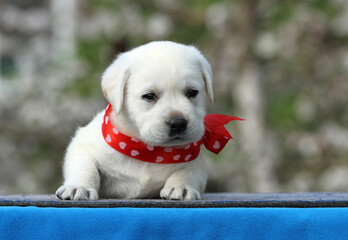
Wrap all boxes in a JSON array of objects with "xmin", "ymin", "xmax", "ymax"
[
  {"xmin": 101, "ymin": 54, "xmax": 130, "ymax": 115},
  {"xmin": 199, "ymin": 56, "xmax": 214, "ymax": 103}
]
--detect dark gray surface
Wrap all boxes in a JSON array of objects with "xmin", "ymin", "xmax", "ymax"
[{"xmin": 1, "ymin": 193, "xmax": 348, "ymax": 208}]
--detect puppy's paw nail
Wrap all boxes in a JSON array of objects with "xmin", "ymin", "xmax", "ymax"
[
  {"xmin": 55, "ymin": 185, "xmax": 98, "ymax": 201},
  {"xmin": 184, "ymin": 188, "xmax": 201, "ymax": 201},
  {"xmin": 160, "ymin": 187, "xmax": 174, "ymax": 200},
  {"xmin": 160, "ymin": 186, "xmax": 201, "ymax": 201},
  {"xmin": 55, "ymin": 186, "xmax": 66, "ymax": 199}
]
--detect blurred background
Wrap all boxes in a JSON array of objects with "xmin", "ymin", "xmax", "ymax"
[{"xmin": 0, "ymin": 0, "xmax": 348, "ymax": 195}]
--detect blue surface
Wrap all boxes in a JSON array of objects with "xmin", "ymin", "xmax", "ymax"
[{"xmin": 1, "ymin": 207, "xmax": 348, "ymax": 240}]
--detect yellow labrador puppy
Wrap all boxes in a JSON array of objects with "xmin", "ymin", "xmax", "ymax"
[{"xmin": 56, "ymin": 41, "xmax": 214, "ymax": 201}]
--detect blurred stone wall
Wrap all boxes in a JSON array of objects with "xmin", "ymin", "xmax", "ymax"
[{"xmin": 0, "ymin": 0, "xmax": 347, "ymax": 194}]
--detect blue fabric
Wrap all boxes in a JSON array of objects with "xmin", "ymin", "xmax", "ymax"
[{"xmin": 1, "ymin": 207, "xmax": 348, "ymax": 240}]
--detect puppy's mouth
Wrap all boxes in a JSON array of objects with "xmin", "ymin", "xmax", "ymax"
[
  {"xmin": 162, "ymin": 135, "xmax": 193, "ymax": 147},
  {"xmin": 172, "ymin": 136, "xmax": 183, "ymax": 140}
]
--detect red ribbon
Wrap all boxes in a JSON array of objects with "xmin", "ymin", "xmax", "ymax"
[{"xmin": 102, "ymin": 104, "xmax": 244, "ymax": 164}]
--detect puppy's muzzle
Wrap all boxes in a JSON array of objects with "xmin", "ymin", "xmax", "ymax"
[{"xmin": 168, "ymin": 117, "xmax": 187, "ymax": 136}]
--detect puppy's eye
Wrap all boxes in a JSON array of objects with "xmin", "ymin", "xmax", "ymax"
[
  {"xmin": 185, "ymin": 89, "xmax": 199, "ymax": 98},
  {"xmin": 142, "ymin": 93, "xmax": 157, "ymax": 102}
]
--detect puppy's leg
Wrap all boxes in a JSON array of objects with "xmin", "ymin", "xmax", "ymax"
[
  {"xmin": 56, "ymin": 135, "xmax": 100, "ymax": 200},
  {"xmin": 160, "ymin": 166, "xmax": 207, "ymax": 201}
]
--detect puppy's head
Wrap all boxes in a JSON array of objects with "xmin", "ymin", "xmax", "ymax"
[{"xmin": 101, "ymin": 41, "xmax": 213, "ymax": 147}]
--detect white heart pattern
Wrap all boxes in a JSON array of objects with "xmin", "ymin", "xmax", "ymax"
[
  {"xmin": 173, "ymin": 155, "xmax": 181, "ymax": 161},
  {"xmin": 112, "ymin": 128, "xmax": 119, "ymax": 135},
  {"xmin": 105, "ymin": 116, "xmax": 109, "ymax": 125},
  {"xmin": 164, "ymin": 147, "xmax": 173, "ymax": 152},
  {"xmin": 131, "ymin": 150, "xmax": 139, "ymax": 157},
  {"xmin": 106, "ymin": 134, "xmax": 111, "ymax": 143},
  {"xmin": 156, "ymin": 156, "xmax": 164, "ymax": 162},
  {"xmin": 185, "ymin": 154, "xmax": 192, "ymax": 161},
  {"xmin": 131, "ymin": 137, "xmax": 139, "ymax": 142},
  {"xmin": 213, "ymin": 140, "xmax": 220, "ymax": 149},
  {"xmin": 147, "ymin": 145, "xmax": 154, "ymax": 151},
  {"xmin": 119, "ymin": 142, "xmax": 126, "ymax": 150},
  {"xmin": 185, "ymin": 144, "xmax": 191, "ymax": 150}
]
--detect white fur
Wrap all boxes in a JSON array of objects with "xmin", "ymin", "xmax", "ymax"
[{"xmin": 56, "ymin": 41, "xmax": 213, "ymax": 200}]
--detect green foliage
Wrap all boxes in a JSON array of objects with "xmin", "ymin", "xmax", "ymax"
[
  {"xmin": 305, "ymin": 0, "xmax": 340, "ymax": 18},
  {"xmin": 185, "ymin": 0, "xmax": 231, "ymax": 9},
  {"xmin": 64, "ymin": 37, "xmax": 112, "ymax": 98},
  {"xmin": 0, "ymin": 55, "xmax": 18, "ymax": 79},
  {"xmin": 268, "ymin": 94, "xmax": 299, "ymax": 131},
  {"xmin": 169, "ymin": 24, "xmax": 211, "ymax": 44},
  {"xmin": 87, "ymin": 0, "xmax": 120, "ymax": 10},
  {"xmin": 265, "ymin": 1, "xmax": 298, "ymax": 29}
]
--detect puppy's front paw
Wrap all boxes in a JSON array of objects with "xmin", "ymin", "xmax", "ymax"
[
  {"xmin": 160, "ymin": 186, "xmax": 201, "ymax": 201},
  {"xmin": 55, "ymin": 185, "xmax": 99, "ymax": 200}
]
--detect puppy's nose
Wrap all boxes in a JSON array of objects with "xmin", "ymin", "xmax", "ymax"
[{"xmin": 168, "ymin": 118, "xmax": 187, "ymax": 135}]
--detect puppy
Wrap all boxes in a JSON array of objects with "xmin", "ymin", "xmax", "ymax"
[{"xmin": 56, "ymin": 41, "xmax": 214, "ymax": 200}]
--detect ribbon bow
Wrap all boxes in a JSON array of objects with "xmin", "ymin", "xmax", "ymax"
[{"xmin": 102, "ymin": 104, "xmax": 244, "ymax": 164}]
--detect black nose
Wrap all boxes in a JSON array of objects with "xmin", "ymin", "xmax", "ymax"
[{"xmin": 168, "ymin": 118, "xmax": 187, "ymax": 135}]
